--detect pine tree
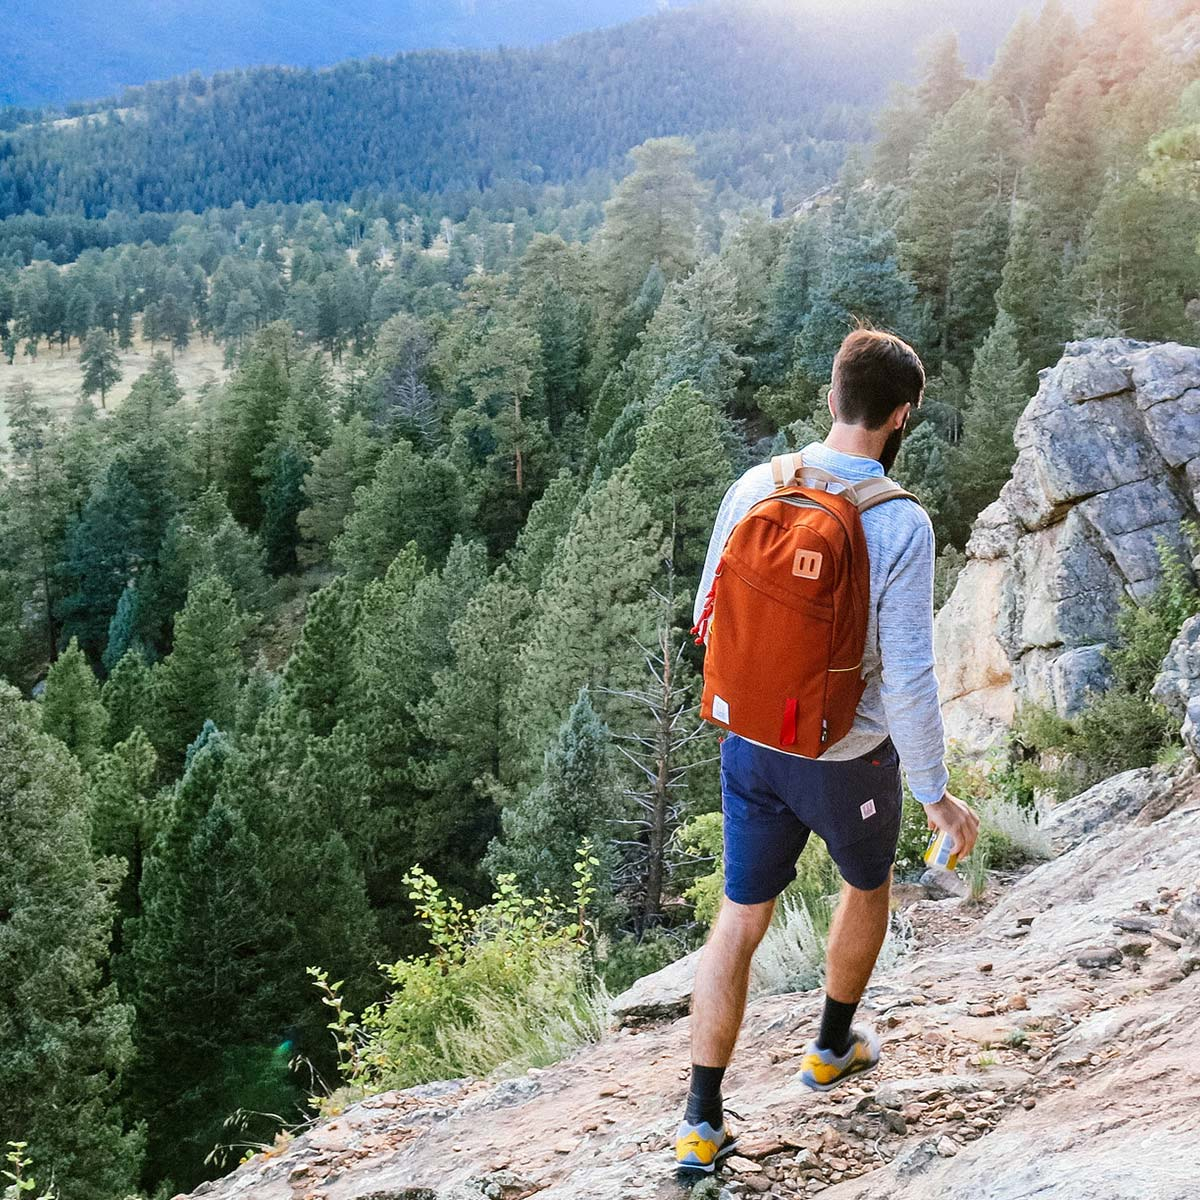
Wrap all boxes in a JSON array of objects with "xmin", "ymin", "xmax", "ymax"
[
  {"xmin": 598, "ymin": 137, "xmax": 707, "ymax": 309},
  {"xmin": 484, "ymin": 687, "xmax": 618, "ymax": 906},
  {"xmin": 915, "ymin": 32, "xmax": 971, "ymax": 119},
  {"xmin": 800, "ymin": 199, "xmax": 923, "ymax": 382},
  {"xmin": 515, "ymin": 467, "xmax": 663, "ymax": 777},
  {"xmin": 1073, "ymin": 171, "xmax": 1200, "ymax": 343},
  {"xmin": 127, "ymin": 742, "xmax": 291, "ymax": 1191},
  {"xmin": 102, "ymin": 581, "xmax": 143, "ymax": 672},
  {"xmin": 79, "ymin": 326, "xmax": 122, "ymax": 409},
  {"xmin": 333, "ymin": 439, "xmax": 463, "ymax": 580},
  {"xmin": 90, "ymin": 727, "xmax": 159, "ymax": 938},
  {"xmin": 949, "ymin": 309, "xmax": 1031, "ymax": 538},
  {"xmin": 40, "ymin": 636, "xmax": 107, "ymax": 769},
  {"xmin": 101, "ymin": 647, "xmax": 155, "ymax": 747},
  {"xmin": 506, "ymin": 468, "xmax": 581, "ymax": 593},
  {"xmin": 280, "ymin": 576, "xmax": 359, "ymax": 737},
  {"xmin": 0, "ymin": 684, "xmax": 143, "ymax": 1200},
  {"xmin": 2, "ymin": 382, "xmax": 71, "ymax": 661},
  {"xmin": 627, "ymin": 382, "xmax": 734, "ymax": 578},
  {"xmin": 602, "ymin": 577, "xmax": 707, "ymax": 928},
  {"xmin": 417, "ymin": 564, "xmax": 533, "ymax": 888},
  {"xmin": 296, "ymin": 415, "xmax": 381, "ymax": 567},
  {"xmin": 767, "ymin": 216, "xmax": 824, "ymax": 364},
  {"xmin": 631, "ymin": 258, "xmax": 753, "ymax": 409},
  {"xmin": 152, "ymin": 575, "xmax": 248, "ymax": 774},
  {"xmin": 898, "ymin": 87, "xmax": 1020, "ymax": 355}
]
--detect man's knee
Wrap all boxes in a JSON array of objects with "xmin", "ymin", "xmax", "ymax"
[{"xmin": 710, "ymin": 894, "xmax": 775, "ymax": 952}]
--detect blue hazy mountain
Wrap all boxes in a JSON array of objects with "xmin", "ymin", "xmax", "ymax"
[
  {"xmin": 3, "ymin": 0, "xmax": 1096, "ymax": 111},
  {"xmin": 1, "ymin": 0, "xmax": 683, "ymax": 107}
]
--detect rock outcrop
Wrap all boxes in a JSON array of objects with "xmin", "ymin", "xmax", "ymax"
[
  {"xmin": 1154, "ymin": 614, "xmax": 1200, "ymax": 759},
  {"xmin": 935, "ymin": 339, "xmax": 1200, "ymax": 753},
  {"xmin": 177, "ymin": 761, "xmax": 1200, "ymax": 1200}
]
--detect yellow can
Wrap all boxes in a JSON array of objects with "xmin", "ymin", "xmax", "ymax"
[{"xmin": 924, "ymin": 828, "xmax": 959, "ymax": 871}]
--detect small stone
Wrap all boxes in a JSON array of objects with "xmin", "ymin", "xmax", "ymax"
[
  {"xmin": 1076, "ymin": 945, "xmax": 1122, "ymax": 969},
  {"xmin": 1016, "ymin": 914, "xmax": 1036, "ymax": 927},
  {"xmin": 1007, "ymin": 992, "xmax": 1029, "ymax": 1011},
  {"xmin": 968, "ymin": 1003, "xmax": 996, "ymax": 1017},
  {"xmin": 977, "ymin": 962, "xmax": 993, "ymax": 973},
  {"xmin": 1022, "ymin": 1097, "xmax": 1037, "ymax": 1110},
  {"xmin": 944, "ymin": 1103, "xmax": 967, "ymax": 1120},
  {"xmin": 615, "ymin": 1143, "xmax": 637, "ymax": 1161},
  {"xmin": 1119, "ymin": 936, "xmax": 1152, "ymax": 958},
  {"xmin": 1112, "ymin": 915, "xmax": 1155, "ymax": 933},
  {"xmin": 726, "ymin": 1156, "xmax": 760, "ymax": 1174},
  {"xmin": 1002, "ymin": 926, "xmax": 1031, "ymax": 939},
  {"xmin": 1179, "ymin": 948, "xmax": 1200, "ymax": 977},
  {"xmin": 553, "ymin": 1141, "xmax": 573, "ymax": 1154},
  {"xmin": 936, "ymin": 1136, "xmax": 959, "ymax": 1157},
  {"xmin": 884, "ymin": 1110, "xmax": 908, "ymax": 1135},
  {"xmin": 1152, "ymin": 929, "xmax": 1185, "ymax": 950},
  {"xmin": 791, "ymin": 1149, "xmax": 816, "ymax": 1169}
]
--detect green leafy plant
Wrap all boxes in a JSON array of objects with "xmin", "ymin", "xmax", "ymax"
[
  {"xmin": 312, "ymin": 842, "xmax": 608, "ymax": 1097},
  {"xmin": 3, "ymin": 1144, "xmax": 56, "ymax": 1200}
]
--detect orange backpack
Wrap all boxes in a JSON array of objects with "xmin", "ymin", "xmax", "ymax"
[{"xmin": 691, "ymin": 451, "xmax": 918, "ymax": 758}]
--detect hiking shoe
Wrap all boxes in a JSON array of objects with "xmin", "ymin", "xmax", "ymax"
[
  {"xmin": 798, "ymin": 1026, "xmax": 881, "ymax": 1091},
  {"xmin": 673, "ymin": 1117, "xmax": 738, "ymax": 1175}
]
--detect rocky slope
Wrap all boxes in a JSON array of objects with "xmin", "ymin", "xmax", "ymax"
[
  {"xmin": 934, "ymin": 338, "xmax": 1200, "ymax": 752},
  {"xmin": 177, "ymin": 758, "xmax": 1200, "ymax": 1200}
]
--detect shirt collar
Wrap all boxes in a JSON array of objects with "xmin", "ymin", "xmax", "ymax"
[{"xmin": 800, "ymin": 440, "xmax": 885, "ymax": 479}]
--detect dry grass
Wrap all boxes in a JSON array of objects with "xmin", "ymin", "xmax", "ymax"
[{"xmin": 0, "ymin": 331, "xmax": 230, "ymax": 446}]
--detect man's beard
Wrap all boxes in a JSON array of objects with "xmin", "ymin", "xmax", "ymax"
[{"xmin": 879, "ymin": 424, "xmax": 906, "ymax": 473}]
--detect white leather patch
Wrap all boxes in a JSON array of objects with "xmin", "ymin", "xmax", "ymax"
[
  {"xmin": 712, "ymin": 694, "xmax": 730, "ymax": 723},
  {"xmin": 860, "ymin": 799, "xmax": 876, "ymax": 820}
]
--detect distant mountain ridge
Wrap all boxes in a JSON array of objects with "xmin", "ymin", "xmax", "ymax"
[
  {"xmin": 0, "ymin": 0, "xmax": 1099, "ymax": 223},
  {"xmin": 0, "ymin": 0, "xmax": 681, "ymax": 108}
]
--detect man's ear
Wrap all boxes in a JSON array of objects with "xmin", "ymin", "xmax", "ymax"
[
  {"xmin": 827, "ymin": 389, "xmax": 838, "ymax": 421},
  {"xmin": 894, "ymin": 402, "xmax": 912, "ymax": 430}
]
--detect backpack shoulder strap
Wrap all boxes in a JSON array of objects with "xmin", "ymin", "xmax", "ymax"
[
  {"xmin": 771, "ymin": 452, "xmax": 857, "ymax": 496},
  {"xmin": 853, "ymin": 476, "xmax": 921, "ymax": 514}
]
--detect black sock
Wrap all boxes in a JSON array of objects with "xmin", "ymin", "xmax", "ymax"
[
  {"xmin": 685, "ymin": 1063, "xmax": 726, "ymax": 1128},
  {"xmin": 816, "ymin": 995, "xmax": 858, "ymax": 1056}
]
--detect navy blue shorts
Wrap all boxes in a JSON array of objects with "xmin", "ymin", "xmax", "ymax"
[{"xmin": 720, "ymin": 732, "xmax": 903, "ymax": 903}]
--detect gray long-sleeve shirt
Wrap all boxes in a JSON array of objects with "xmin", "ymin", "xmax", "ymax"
[{"xmin": 694, "ymin": 441, "xmax": 950, "ymax": 805}]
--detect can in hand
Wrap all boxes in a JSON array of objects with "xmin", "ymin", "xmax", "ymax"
[{"xmin": 924, "ymin": 828, "xmax": 958, "ymax": 871}]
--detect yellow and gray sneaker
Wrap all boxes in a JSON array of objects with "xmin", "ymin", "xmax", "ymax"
[
  {"xmin": 798, "ymin": 1026, "xmax": 880, "ymax": 1091},
  {"xmin": 674, "ymin": 1117, "xmax": 738, "ymax": 1176}
]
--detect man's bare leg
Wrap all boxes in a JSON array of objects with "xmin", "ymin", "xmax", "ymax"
[
  {"xmin": 805, "ymin": 871, "xmax": 892, "ymax": 1076},
  {"xmin": 690, "ymin": 894, "xmax": 776, "ymax": 1069},
  {"xmin": 824, "ymin": 872, "xmax": 892, "ymax": 1005}
]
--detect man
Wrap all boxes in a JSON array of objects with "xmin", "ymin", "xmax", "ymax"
[{"xmin": 674, "ymin": 327, "xmax": 980, "ymax": 1176}]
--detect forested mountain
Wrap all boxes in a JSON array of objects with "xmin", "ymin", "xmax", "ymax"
[
  {"xmin": 0, "ymin": 0, "xmax": 677, "ymax": 107},
  {"xmin": 1, "ymin": 1, "xmax": 1198, "ymax": 1199},
  {"xmin": 0, "ymin": 0, "xmax": 1099, "ymax": 221}
]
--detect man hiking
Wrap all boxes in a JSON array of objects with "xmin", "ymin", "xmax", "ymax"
[{"xmin": 675, "ymin": 326, "xmax": 980, "ymax": 1176}]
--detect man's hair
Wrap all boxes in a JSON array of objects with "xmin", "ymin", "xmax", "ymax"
[{"xmin": 830, "ymin": 325, "xmax": 925, "ymax": 429}]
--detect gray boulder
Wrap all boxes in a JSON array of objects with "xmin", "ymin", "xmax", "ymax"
[{"xmin": 937, "ymin": 339, "xmax": 1200, "ymax": 752}]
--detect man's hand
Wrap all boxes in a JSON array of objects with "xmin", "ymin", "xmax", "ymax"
[{"xmin": 924, "ymin": 790, "xmax": 980, "ymax": 860}]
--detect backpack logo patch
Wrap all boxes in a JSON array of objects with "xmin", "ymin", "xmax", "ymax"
[
  {"xmin": 712, "ymin": 694, "xmax": 730, "ymax": 723},
  {"xmin": 792, "ymin": 549, "xmax": 823, "ymax": 580},
  {"xmin": 860, "ymin": 799, "xmax": 876, "ymax": 820}
]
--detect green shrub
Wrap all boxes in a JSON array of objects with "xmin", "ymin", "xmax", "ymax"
[
  {"xmin": 1017, "ymin": 534, "xmax": 1199, "ymax": 789},
  {"xmin": 313, "ymin": 847, "xmax": 608, "ymax": 1096}
]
